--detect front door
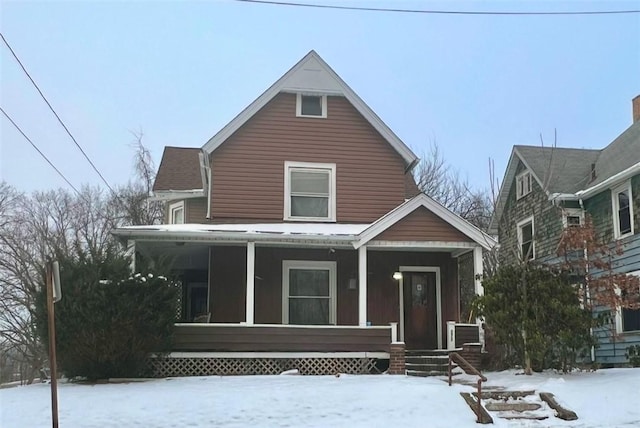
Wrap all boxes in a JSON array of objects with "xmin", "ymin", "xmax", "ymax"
[{"xmin": 403, "ymin": 272, "xmax": 438, "ymax": 350}]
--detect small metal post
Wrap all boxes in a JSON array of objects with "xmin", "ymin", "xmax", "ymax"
[
  {"xmin": 46, "ymin": 262, "xmax": 59, "ymax": 428},
  {"xmin": 448, "ymin": 354, "xmax": 452, "ymax": 386}
]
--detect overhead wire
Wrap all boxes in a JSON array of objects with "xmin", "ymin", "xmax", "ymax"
[
  {"xmin": 0, "ymin": 32, "xmax": 118, "ymax": 196},
  {"xmin": 1, "ymin": 106, "xmax": 85, "ymax": 198},
  {"xmin": 234, "ymin": 0, "xmax": 640, "ymax": 15}
]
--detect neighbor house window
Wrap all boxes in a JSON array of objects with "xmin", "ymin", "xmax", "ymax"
[
  {"xmin": 516, "ymin": 171, "xmax": 533, "ymax": 199},
  {"xmin": 169, "ymin": 201, "xmax": 185, "ymax": 224},
  {"xmin": 562, "ymin": 208, "xmax": 583, "ymax": 228},
  {"xmin": 617, "ymin": 271, "xmax": 640, "ymax": 333},
  {"xmin": 296, "ymin": 93, "xmax": 327, "ymax": 118},
  {"xmin": 612, "ymin": 182, "xmax": 634, "ymax": 239},
  {"xmin": 282, "ymin": 260, "xmax": 336, "ymax": 325},
  {"xmin": 284, "ymin": 161, "xmax": 336, "ymax": 221},
  {"xmin": 517, "ymin": 216, "xmax": 535, "ymax": 261}
]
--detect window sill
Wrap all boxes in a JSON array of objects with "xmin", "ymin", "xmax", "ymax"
[{"xmin": 285, "ymin": 217, "xmax": 336, "ymax": 223}]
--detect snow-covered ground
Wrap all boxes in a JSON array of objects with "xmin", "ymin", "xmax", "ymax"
[{"xmin": 1, "ymin": 369, "xmax": 638, "ymax": 427}]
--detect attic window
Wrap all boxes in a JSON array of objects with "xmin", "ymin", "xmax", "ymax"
[
  {"xmin": 516, "ymin": 171, "xmax": 532, "ymax": 199},
  {"xmin": 296, "ymin": 94, "xmax": 327, "ymax": 118},
  {"xmin": 562, "ymin": 209, "xmax": 583, "ymax": 228}
]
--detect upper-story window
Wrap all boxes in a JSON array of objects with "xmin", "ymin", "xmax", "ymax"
[
  {"xmin": 284, "ymin": 161, "xmax": 336, "ymax": 222},
  {"xmin": 516, "ymin": 171, "xmax": 533, "ymax": 199},
  {"xmin": 517, "ymin": 216, "xmax": 535, "ymax": 261},
  {"xmin": 169, "ymin": 201, "xmax": 185, "ymax": 224},
  {"xmin": 562, "ymin": 208, "xmax": 583, "ymax": 228},
  {"xmin": 296, "ymin": 93, "xmax": 327, "ymax": 118},
  {"xmin": 612, "ymin": 181, "xmax": 634, "ymax": 239}
]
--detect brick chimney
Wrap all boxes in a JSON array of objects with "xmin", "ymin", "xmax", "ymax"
[{"xmin": 634, "ymin": 95, "xmax": 640, "ymax": 124}]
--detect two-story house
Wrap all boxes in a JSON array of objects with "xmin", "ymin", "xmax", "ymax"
[
  {"xmin": 490, "ymin": 96, "xmax": 640, "ymax": 366},
  {"xmin": 113, "ymin": 51, "xmax": 495, "ymax": 376}
]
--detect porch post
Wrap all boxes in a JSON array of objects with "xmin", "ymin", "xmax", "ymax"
[
  {"xmin": 473, "ymin": 246, "xmax": 484, "ymax": 296},
  {"xmin": 126, "ymin": 240, "xmax": 135, "ymax": 272},
  {"xmin": 246, "ymin": 241, "xmax": 255, "ymax": 325},
  {"xmin": 358, "ymin": 245, "xmax": 367, "ymax": 327}
]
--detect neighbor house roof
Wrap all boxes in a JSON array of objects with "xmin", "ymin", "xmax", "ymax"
[
  {"xmin": 514, "ymin": 145, "xmax": 600, "ymax": 194},
  {"xmin": 153, "ymin": 147, "xmax": 204, "ymax": 192},
  {"xmin": 589, "ymin": 121, "xmax": 640, "ymax": 187},
  {"xmin": 201, "ymin": 50, "xmax": 419, "ymax": 169},
  {"xmin": 489, "ymin": 120, "xmax": 640, "ymax": 234}
]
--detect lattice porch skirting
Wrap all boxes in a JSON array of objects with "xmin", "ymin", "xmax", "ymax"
[{"xmin": 149, "ymin": 356, "xmax": 382, "ymax": 377}]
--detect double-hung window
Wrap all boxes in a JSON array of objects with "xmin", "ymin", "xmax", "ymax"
[
  {"xmin": 517, "ymin": 216, "xmax": 535, "ymax": 261},
  {"xmin": 282, "ymin": 260, "xmax": 336, "ymax": 325},
  {"xmin": 612, "ymin": 182, "xmax": 634, "ymax": 239},
  {"xmin": 169, "ymin": 201, "xmax": 185, "ymax": 224},
  {"xmin": 284, "ymin": 161, "xmax": 336, "ymax": 222},
  {"xmin": 516, "ymin": 171, "xmax": 533, "ymax": 199}
]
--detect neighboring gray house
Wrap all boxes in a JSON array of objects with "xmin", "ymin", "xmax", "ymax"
[{"xmin": 490, "ymin": 96, "xmax": 640, "ymax": 365}]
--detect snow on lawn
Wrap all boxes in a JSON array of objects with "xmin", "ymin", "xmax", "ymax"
[{"xmin": 1, "ymin": 369, "xmax": 639, "ymax": 428}]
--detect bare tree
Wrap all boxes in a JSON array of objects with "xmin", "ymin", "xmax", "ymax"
[
  {"xmin": 414, "ymin": 142, "xmax": 493, "ymax": 230},
  {"xmin": 0, "ymin": 136, "xmax": 164, "ymax": 383}
]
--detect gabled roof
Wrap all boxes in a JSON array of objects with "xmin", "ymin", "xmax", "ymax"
[
  {"xmin": 153, "ymin": 147, "xmax": 205, "ymax": 192},
  {"xmin": 488, "ymin": 146, "xmax": 599, "ymax": 234},
  {"xmin": 356, "ymin": 193, "xmax": 496, "ymax": 250},
  {"xmin": 202, "ymin": 50, "xmax": 419, "ymax": 169},
  {"xmin": 489, "ymin": 119, "xmax": 640, "ymax": 234}
]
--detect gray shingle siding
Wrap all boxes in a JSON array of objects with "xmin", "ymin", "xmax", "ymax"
[{"xmin": 498, "ymin": 160, "xmax": 564, "ymax": 266}]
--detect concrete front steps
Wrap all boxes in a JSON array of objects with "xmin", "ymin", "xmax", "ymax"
[
  {"xmin": 465, "ymin": 390, "xmax": 579, "ymax": 423},
  {"xmin": 405, "ymin": 349, "xmax": 457, "ymax": 377}
]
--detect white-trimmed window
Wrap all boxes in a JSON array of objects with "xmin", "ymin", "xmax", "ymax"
[
  {"xmin": 517, "ymin": 216, "xmax": 535, "ymax": 261},
  {"xmin": 562, "ymin": 208, "xmax": 583, "ymax": 228},
  {"xmin": 516, "ymin": 171, "xmax": 533, "ymax": 199},
  {"xmin": 284, "ymin": 161, "xmax": 336, "ymax": 222},
  {"xmin": 615, "ymin": 271, "xmax": 640, "ymax": 333},
  {"xmin": 612, "ymin": 181, "xmax": 634, "ymax": 239},
  {"xmin": 169, "ymin": 201, "xmax": 185, "ymax": 224},
  {"xmin": 296, "ymin": 93, "xmax": 327, "ymax": 118},
  {"xmin": 282, "ymin": 260, "xmax": 336, "ymax": 325}
]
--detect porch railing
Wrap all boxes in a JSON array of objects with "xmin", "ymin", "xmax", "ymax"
[{"xmin": 446, "ymin": 321, "xmax": 483, "ymax": 350}]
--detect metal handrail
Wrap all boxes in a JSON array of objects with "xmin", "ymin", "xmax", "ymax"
[{"xmin": 448, "ymin": 352, "xmax": 487, "ymax": 423}]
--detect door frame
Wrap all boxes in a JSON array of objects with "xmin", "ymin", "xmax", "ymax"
[{"xmin": 398, "ymin": 266, "xmax": 442, "ymax": 349}]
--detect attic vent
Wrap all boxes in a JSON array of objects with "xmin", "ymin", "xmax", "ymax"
[{"xmin": 591, "ymin": 163, "xmax": 596, "ymax": 181}]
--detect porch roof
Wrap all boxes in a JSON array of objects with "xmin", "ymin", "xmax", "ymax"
[{"xmin": 112, "ymin": 222, "xmax": 370, "ymax": 246}]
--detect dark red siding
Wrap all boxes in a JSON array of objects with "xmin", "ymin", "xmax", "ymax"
[
  {"xmin": 375, "ymin": 206, "xmax": 473, "ymax": 242},
  {"xmin": 209, "ymin": 93, "xmax": 410, "ymax": 223}
]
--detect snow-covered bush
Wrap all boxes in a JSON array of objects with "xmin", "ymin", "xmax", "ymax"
[{"xmin": 34, "ymin": 251, "xmax": 179, "ymax": 380}]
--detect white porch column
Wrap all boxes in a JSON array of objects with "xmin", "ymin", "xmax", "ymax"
[
  {"xmin": 358, "ymin": 245, "xmax": 367, "ymax": 327},
  {"xmin": 245, "ymin": 241, "xmax": 255, "ymax": 325},
  {"xmin": 126, "ymin": 240, "xmax": 136, "ymax": 272},
  {"xmin": 473, "ymin": 246, "xmax": 484, "ymax": 296}
]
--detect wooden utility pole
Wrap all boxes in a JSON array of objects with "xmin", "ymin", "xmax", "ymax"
[{"xmin": 46, "ymin": 262, "xmax": 59, "ymax": 428}]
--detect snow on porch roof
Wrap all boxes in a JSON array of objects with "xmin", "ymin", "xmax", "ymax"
[{"xmin": 112, "ymin": 223, "xmax": 371, "ymax": 245}]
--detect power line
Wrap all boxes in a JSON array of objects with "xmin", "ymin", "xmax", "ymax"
[
  {"xmin": 1, "ymin": 106, "xmax": 84, "ymax": 197},
  {"xmin": 0, "ymin": 32, "xmax": 118, "ymax": 196},
  {"xmin": 234, "ymin": 0, "xmax": 640, "ymax": 15}
]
